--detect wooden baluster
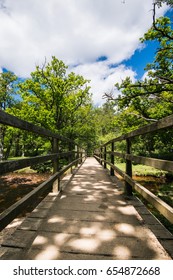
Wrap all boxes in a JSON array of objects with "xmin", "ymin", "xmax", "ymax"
[
  {"xmin": 104, "ymin": 146, "xmax": 107, "ymax": 169},
  {"xmin": 75, "ymin": 145, "xmax": 79, "ymax": 166},
  {"xmin": 110, "ymin": 141, "xmax": 115, "ymax": 176},
  {"xmin": 125, "ymin": 138, "xmax": 133, "ymax": 196},
  {"xmin": 52, "ymin": 138, "xmax": 60, "ymax": 192},
  {"xmin": 100, "ymin": 147, "xmax": 103, "ymax": 165}
]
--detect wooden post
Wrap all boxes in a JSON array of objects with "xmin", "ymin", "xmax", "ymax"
[
  {"xmin": 79, "ymin": 147, "xmax": 82, "ymax": 164},
  {"xmin": 75, "ymin": 145, "xmax": 79, "ymax": 166},
  {"xmin": 53, "ymin": 138, "xmax": 59, "ymax": 172},
  {"xmin": 52, "ymin": 138, "xmax": 60, "ymax": 193},
  {"xmin": 100, "ymin": 147, "xmax": 103, "ymax": 165},
  {"xmin": 125, "ymin": 138, "xmax": 133, "ymax": 196},
  {"xmin": 68, "ymin": 142, "xmax": 72, "ymax": 173},
  {"xmin": 104, "ymin": 146, "xmax": 107, "ymax": 169},
  {"xmin": 110, "ymin": 142, "xmax": 115, "ymax": 176},
  {"xmin": 81, "ymin": 149, "xmax": 87, "ymax": 163},
  {"xmin": 81, "ymin": 148, "xmax": 84, "ymax": 163}
]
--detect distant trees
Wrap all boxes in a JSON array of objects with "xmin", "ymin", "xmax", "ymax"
[
  {"xmin": 0, "ymin": 57, "xmax": 98, "ymax": 160},
  {"xmin": 17, "ymin": 56, "xmax": 95, "ymax": 154}
]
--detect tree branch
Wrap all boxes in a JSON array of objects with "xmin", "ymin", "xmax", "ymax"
[
  {"xmin": 128, "ymin": 112, "xmax": 157, "ymax": 122},
  {"xmin": 153, "ymin": 2, "xmax": 173, "ymax": 40}
]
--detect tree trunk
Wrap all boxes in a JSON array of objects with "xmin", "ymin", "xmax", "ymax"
[
  {"xmin": 14, "ymin": 134, "xmax": 21, "ymax": 157},
  {"xmin": 4, "ymin": 136, "xmax": 14, "ymax": 160}
]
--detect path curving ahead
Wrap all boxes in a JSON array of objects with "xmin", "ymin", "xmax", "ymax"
[{"xmin": 0, "ymin": 157, "xmax": 172, "ymax": 260}]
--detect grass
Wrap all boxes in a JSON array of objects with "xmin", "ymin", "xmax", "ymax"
[
  {"xmin": 14, "ymin": 167, "xmax": 37, "ymax": 174},
  {"xmin": 8, "ymin": 156, "xmax": 28, "ymax": 160},
  {"xmin": 115, "ymin": 162, "xmax": 167, "ymax": 177}
]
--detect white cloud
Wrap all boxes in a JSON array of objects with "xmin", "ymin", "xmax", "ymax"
[
  {"xmin": 142, "ymin": 71, "xmax": 150, "ymax": 81},
  {"xmin": 0, "ymin": 0, "xmax": 168, "ymax": 104},
  {"xmin": 70, "ymin": 62, "xmax": 136, "ymax": 105}
]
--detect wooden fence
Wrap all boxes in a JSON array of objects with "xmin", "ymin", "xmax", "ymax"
[
  {"xmin": 0, "ymin": 110, "xmax": 86, "ymax": 230},
  {"xmin": 94, "ymin": 114, "xmax": 173, "ymax": 224}
]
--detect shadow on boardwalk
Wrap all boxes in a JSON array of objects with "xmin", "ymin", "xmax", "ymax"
[{"xmin": 0, "ymin": 158, "xmax": 172, "ymax": 260}]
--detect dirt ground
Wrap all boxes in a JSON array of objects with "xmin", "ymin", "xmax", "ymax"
[
  {"xmin": 0, "ymin": 172, "xmax": 51, "ymax": 243},
  {"xmin": 0, "ymin": 172, "xmax": 51, "ymax": 214}
]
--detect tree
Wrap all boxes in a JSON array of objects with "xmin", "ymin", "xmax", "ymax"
[
  {"xmin": 104, "ymin": 12, "xmax": 173, "ymax": 123},
  {"xmin": 155, "ymin": 0, "xmax": 173, "ymax": 7},
  {"xmin": 93, "ymin": 102, "xmax": 119, "ymax": 143},
  {"xmin": 17, "ymin": 57, "xmax": 92, "ymax": 153},
  {"xmin": 104, "ymin": 10, "xmax": 173, "ymax": 157},
  {"xmin": 0, "ymin": 71, "xmax": 17, "ymax": 110},
  {"xmin": 0, "ymin": 71, "xmax": 18, "ymax": 160}
]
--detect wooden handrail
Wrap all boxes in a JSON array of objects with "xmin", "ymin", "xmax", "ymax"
[
  {"xmin": 0, "ymin": 110, "xmax": 86, "ymax": 230},
  {"xmin": 94, "ymin": 114, "xmax": 173, "ymax": 224},
  {"xmin": 0, "ymin": 151, "xmax": 77, "ymax": 175},
  {"xmin": 102, "ymin": 113, "xmax": 173, "ymax": 146},
  {"xmin": 0, "ymin": 110, "xmax": 72, "ymax": 142},
  {"xmin": 106, "ymin": 151, "xmax": 173, "ymax": 172}
]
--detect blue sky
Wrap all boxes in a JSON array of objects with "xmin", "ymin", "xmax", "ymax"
[
  {"xmin": 124, "ymin": 41, "xmax": 159, "ymax": 80},
  {"xmin": 0, "ymin": 0, "xmax": 170, "ymax": 105},
  {"xmin": 124, "ymin": 9, "xmax": 173, "ymax": 80}
]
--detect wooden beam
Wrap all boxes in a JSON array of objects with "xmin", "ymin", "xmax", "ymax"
[
  {"xmin": 110, "ymin": 142, "xmax": 114, "ymax": 176},
  {"xmin": 126, "ymin": 154, "xmax": 173, "ymax": 172},
  {"xmin": 134, "ymin": 182, "xmax": 173, "ymax": 224},
  {"xmin": 125, "ymin": 139, "xmax": 132, "ymax": 196},
  {"xmin": 108, "ymin": 152, "xmax": 173, "ymax": 172},
  {"xmin": 0, "ymin": 154, "xmax": 57, "ymax": 174},
  {"xmin": 103, "ymin": 113, "xmax": 173, "ymax": 146},
  {"xmin": 0, "ymin": 152, "xmax": 74, "ymax": 175},
  {"xmin": 0, "ymin": 110, "xmax": 72, "ymax": 142}
]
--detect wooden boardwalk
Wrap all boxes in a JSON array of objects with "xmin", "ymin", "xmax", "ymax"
[{"xmin": 0, "ymin": 157, "xmax": 173, "ymax": 260}]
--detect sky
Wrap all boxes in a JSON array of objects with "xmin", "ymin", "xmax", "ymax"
[{"xmin": 0, "ymin": 0, "xmax": 170, "ymax": 106}]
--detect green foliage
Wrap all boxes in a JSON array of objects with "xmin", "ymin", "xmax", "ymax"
[
  {"xmin": 0, "ymin": 71, "xmax": 19, "ymax": 160},
  {"xmin": 1, "ymin": 57, "xmax": 97, "ymax": 162},
  {"xmin": 101, "ymin": 13, "xmax": 173, "ymax": 167},
  {"xmin": 93, "ymin": 102, "xmax": 120, "ymax": 145},
  {"xmin": 18, "ymin": 57, "xmax": 91, "ymax": 134},
  {"xmin": 110, "ymin": 15, "xmax": 173, "ymax": 126},
  {"xmin": 155, "ymin": 0, "xmax": 173, "ymax": 7},
  {"xmin": 0, "ymin": 71, "xmax": 18, "ymax": 110},
  {"xmin": 31, "ymin": 162, "xmax": 52, "ymax": 173}
]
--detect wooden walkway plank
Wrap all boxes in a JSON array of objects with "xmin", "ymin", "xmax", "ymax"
[{"xmin": 0, "ymin": 157, "xmax": 172, "ymax": 260}]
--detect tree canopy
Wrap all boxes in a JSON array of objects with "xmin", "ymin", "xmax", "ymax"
[
  {"xmin": 0, "ymin": 57, "xmax": 98, "ymax": 160},
  {"xmin": 1, "ymin": 4, "xmax": 173, "ymax": 160},
  {"xmin": 104, "ymin": 11, "xmax": 173, "ymax": 127},
  {"xmin": 102, "ymin": 6, "xmax": 173, "ymax": 157}
]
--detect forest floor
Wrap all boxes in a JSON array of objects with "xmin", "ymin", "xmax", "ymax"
[
  {"xmin": 0, "ymin": 172, "xmax": 51, "ymax": 243},
  {"xmin": 0, "ymin": 172, "xmax": 51, "ymax": 214}
]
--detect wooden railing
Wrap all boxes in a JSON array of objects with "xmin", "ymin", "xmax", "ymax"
[
  {"xmin": 0, "ymin": 110, "xmax": 86, "ymax": 230},
  {"xmin": 94, "ymin": 114, "xmax": 173, "ymax": 224}
]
